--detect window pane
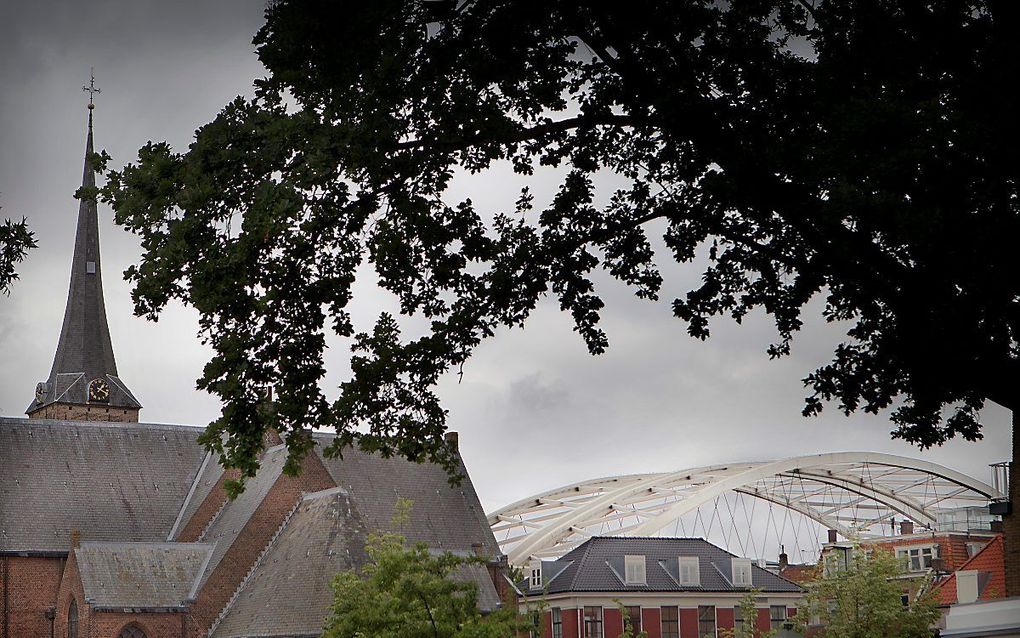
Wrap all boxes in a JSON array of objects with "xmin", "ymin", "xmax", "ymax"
[
  {"xmin": 698, "ymin": 605, "xmax": 716, "ymax": 638},
  {"xmin": 661, "ymin": 607, "xmax": 679, "ymax": 638},
  {"xmin": 584, "ymin": 606, "xmax": 603, "ymax": 638},
  {"xmin": 626, "ymin": 607, "xmax": 642, "ymax": 632},
  {"xmin": 553, "ymin": 608, "xmax": 562, "ymax": 638},
  {"xmin": 770, "ymin": 605, "xmax": 787, "ymax": 629}
]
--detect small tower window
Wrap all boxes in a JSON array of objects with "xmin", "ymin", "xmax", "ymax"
[
  {"xmin": 624, "ymin": 555, "xmax": 646, "ymax": 585},
  {"xmin": 86, "ymin": 261, "xmax": 96, "ymax": 274}
]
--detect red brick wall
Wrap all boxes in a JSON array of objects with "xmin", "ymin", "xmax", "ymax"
[
  {"xmin": 28, "ymin": 403, "xmax": 139, "ymax": 422},
  {"xmin": 89, "ymin": 614, "xmax": 185, "ymax": 638},
  {"xmin": 186, "ymin": 452, "xmax": 336, "ymax": 635},
  {"xmin": 55, "ymin": 549, "xmax": 88, "ymax": 638},
  {"xmin": 755, "ymin": 608, "xmax": 770, "ymax": 634},
  {"xmin": 641, "ymin": 607, "xmax": 661, "ymax": 638},
  {"xmin": 561, "ymin": 608, "xmax": 579, "ymax": 638},
  {"xmin": 174, "ymin": 470, "xmax": 238, "ymax": 543},
  {"xmin": 1, "ymin": 555, "xmax": 64, "ymax": 638}
]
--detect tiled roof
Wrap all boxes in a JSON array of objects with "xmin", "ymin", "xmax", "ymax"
[
  {"xmin": 210, "ymin": 488, "xmax": 369, "ymax": 638},
  {"xmin": 76, "ymin": 541, "xmax": 212, "ymax": 609},
  {"xmin": 933, "ymin": 535, "xmax": 1005, "ymax": 606},
  {"xmin": 197, "ymin": 444, "xmax": 287, "ymax": 588},
  {"xmin": 0, "ymin": 418, "xmax": 205, "ymax": 552},
  {"xmin": 313, "ymin": 434, "xmax": 500, "ymax": 557},
  {"xmin": 212, "ymin": 437, "xmax": 503, "ymax": 638},
  {"xmin": 527, "ymin": 537, "xmax": 804, "ymax": 594},
  {"xmin": 168, "ymin": 451, "xmax": 225, "ymax": 541}
]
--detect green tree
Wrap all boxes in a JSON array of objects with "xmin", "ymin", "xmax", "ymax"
[
  {"xmin": 795, "ymin": 546, "xmax": 940, "ymax": 638},
  {"xmin": 0, "ymin": 206, "xmax": 34, "ymax": 296},
  {"xmin": 322, "ymin": 529, "xmax": 528, "ymax": 638},
  {"xmin": 101, "ymin": 0, "xmax": 1018, "ymax": 536},
  {"xmin": 720, "ymin": 590, "xmax": 776, "ymax": 638}
]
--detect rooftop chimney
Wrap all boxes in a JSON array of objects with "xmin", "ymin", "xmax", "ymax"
[
  {"xmin": 779, "ymin": 546, "xmax": 789, "ymax": 571},
  {"xmin": 900, "ymin": 520, "xmax": 914, "ymax": 536},
  {"xmin": 444, "ymin": 431, "xmax": 459, "ymax": 451},
  {"xmin": 827, "ymin": 529, "xmax": 838, "ymax": 543}
]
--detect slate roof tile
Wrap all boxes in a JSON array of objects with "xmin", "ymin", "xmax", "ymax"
[
  {"xmin": 0, "ymin": 417, "xmax": 205, "ymax": 552},
  {"xmin": 75, "ymin": 541, "xmax": 212, "ymax": 609}
]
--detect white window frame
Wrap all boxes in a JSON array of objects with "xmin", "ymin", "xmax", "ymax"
[
  {"xmin": 679, "ymin": 556, "xmax": 700, "ymax": 586},
  {"xmin": 732, "ymin": 558, "xmax": 753, "ymax": 586},
  {"xmin": 624, "ymin": 554, "xmax": 647, "ymax": 585},
  {"xmin": 529, "ymin": 560, "xmax": 543, "ymax": 589},
  {"xmin": 895, "ymin": 544, "xmax": 938, "ymax": 572}
]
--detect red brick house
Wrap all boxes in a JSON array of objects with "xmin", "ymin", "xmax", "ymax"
[{"xmin": 517, "ymin": 537, "xmax": 805, "ymax": 638}]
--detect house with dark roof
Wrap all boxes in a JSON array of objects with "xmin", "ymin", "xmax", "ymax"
[
  {"xmin": 0, "ymin": 102, "xmax": 505, "ymax": 638},
  {"xmin": 517, "ymin": 537, "xmax": 805, "ymax": 638}
]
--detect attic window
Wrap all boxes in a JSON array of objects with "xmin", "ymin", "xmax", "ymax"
[
  {"xmin": 679, "ymin": 556, "xmax": 700, "ymax": 585},
  {"xmin": 86, "ymin": 261, "xmax": 96, "ymax": 274},
  {"xmin": 529, "ymin": 560, "xmax": 542, "ymax": 589},
  {"xmin": 624, "ymin": 555, "xmax": 646, "ymax": 585},
  {"xmin": 732, "ymin": 558, "xmax": 752, "ymax": 586}
]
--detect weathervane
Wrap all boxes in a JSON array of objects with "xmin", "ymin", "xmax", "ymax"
[{"xmin": 83, "ymin": 68, "xmax": 101, "ymax": 110}]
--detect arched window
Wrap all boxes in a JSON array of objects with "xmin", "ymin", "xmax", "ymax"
[
  {"xmin": 117, "ymin": 625, "xmax": 147, "ymax": 638},
  {"xmin": 67, "ymin": 599, "xmax": 78, "ymax": 638}
]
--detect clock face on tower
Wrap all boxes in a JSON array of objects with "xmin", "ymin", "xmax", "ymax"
[{"xmin": 88, "ymin": 377, "xmax": 110, "ymax": 403}]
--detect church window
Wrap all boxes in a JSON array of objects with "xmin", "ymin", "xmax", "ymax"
[
  {"xmin": 67, "ymin": 599, "xmax": 78, "ymax": 638},
  {"xmin": 117, "ymin": 625, "xmax": 147, "ymax": 638}
]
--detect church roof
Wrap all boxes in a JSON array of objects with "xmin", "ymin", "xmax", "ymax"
[
  {"xmin": 313, "ymin": 434, "xmax": 500, "ymax": 558},
  {"xmin": 211, "ymin": 486, "xmax": 501, "ymax": 638},
  {"xmin": 28, "ymin": 110, "xmax": 140, "ymax": 414},
  {"xmin": 0, "ymin": 418, "xmax": 205, "ymax": 553},
  {"xmin": 75, "ymin": 541, "xmax": 212, "ymax": 610}
]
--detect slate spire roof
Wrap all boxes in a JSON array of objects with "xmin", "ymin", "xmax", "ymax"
[{"xmin": 27, "ymin": 108, "xmax": 141, "ymax": 414}]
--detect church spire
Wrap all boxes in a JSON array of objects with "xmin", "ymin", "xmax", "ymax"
[{"xmin": 28, "ymin": 76, "xmax": 141, "ymax": 422}]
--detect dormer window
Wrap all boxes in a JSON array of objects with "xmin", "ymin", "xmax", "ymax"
[
  {"xmin": 624, "ymin": 555, "xmax": 646, "ymax": 585},
  {"xmin": 679, "ymin": 556, "xmax": 700, "ymax": 585},
  {"xmin": 529, "ymin": 560, "xmax": 543, "ymax": 589},
  {"xmin": 732, "ymin": 558, "xmax": 752, "ymax": 586}
]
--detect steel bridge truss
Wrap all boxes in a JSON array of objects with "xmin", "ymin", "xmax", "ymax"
[{"xmin": 488, "ymin": 452, "xmax": 1001, "ymax": 566}]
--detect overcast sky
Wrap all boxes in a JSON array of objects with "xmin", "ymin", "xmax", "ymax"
[{"xmin": 1, "ymin": 1, "xmax": 1011, "ymax": 542}]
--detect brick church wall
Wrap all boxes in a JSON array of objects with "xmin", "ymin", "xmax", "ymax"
[
  {"xmin": 28, "ymin": 403, "xmax": 139, "ymax": 423},
  {"xmin": 1, "ymin": 555, "xmax": 64, "ymax": 638},
  {"xmin": 175, "ymin": 470, "xmax": 239, "ymax": 543},
  {"xmin": 186, "ymin": 452, "xmax": 337, "ymax": 635}
]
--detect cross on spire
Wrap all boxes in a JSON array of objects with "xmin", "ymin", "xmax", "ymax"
[{"xmin": 82, "ymin": 68, "xmax": 101, "ymax": 110}]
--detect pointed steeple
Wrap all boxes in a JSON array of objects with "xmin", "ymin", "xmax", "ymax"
[{"xmin": 28, "ymin": 91, "xmax": 141, "ymax": 422}]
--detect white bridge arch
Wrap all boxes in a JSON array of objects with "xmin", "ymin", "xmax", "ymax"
[{"xmin": 488, "ymin": 452, "xmax": 1002, "ymax": 566}]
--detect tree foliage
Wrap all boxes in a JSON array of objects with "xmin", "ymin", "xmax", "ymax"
[
  {"xmin": 322, "ymin": 530, "xmax": 526, "ymax": 638},
  {"xmin": 101, "ymin": 0, "xmax": 1019, "ymax": 481},
  {"xmin": 720, "ymin": 590, "xmax": 776, "ymax": 638},
  {"xmin": 0, "ymin": 207, "xmax": 35, "ymax": 296},
  {"xmin": 795, "ymin": 545, "xmax": 940, "ymax": 638}
]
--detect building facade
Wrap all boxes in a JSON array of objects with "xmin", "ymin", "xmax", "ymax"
[{"xmin": 518, "ymin": 537, "xmax": 805, "ymax": 638}]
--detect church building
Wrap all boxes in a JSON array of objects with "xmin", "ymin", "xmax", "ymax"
[{"xmin": 0, "ymin": 101, "xmax": 503, "ymax": 638}]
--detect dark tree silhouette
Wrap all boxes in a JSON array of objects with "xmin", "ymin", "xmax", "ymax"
[
  {"xmin": 101, "ymin": 0, "xmax": 1018, "ymax": 587},
  {"xmin": 0, "ymin": 211, "xmax": 34, "ymax": 296}
]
